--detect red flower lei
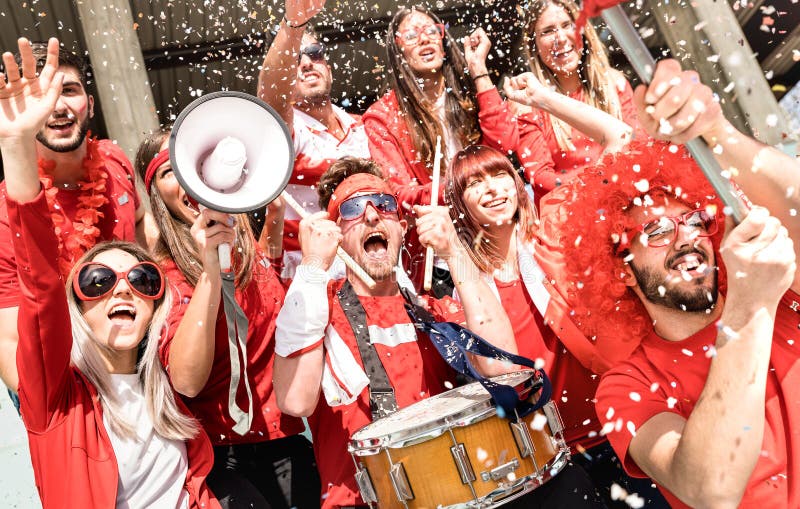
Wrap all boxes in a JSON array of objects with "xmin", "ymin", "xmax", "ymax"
[{"xmin": 38, "ymin": 136, "xmax": 110, "ymax": 278}]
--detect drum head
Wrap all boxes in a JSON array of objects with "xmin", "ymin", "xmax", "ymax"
[{"xmin": 350, "ymin": 370, "xmax": 539, "ymax": 452}]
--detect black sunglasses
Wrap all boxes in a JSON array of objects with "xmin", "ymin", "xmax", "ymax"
[
  {"xmin": 298, "ymin": 43, "xmax": 326, "ymax": 63},
  {"xmin": 73, "ymin": 261, "xmax": 165, "ymax": 301}
]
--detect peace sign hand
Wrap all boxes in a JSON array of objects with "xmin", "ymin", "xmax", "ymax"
[{"xmin": 0, "ymin": 38, "xmax": 63, "ymax": 143}]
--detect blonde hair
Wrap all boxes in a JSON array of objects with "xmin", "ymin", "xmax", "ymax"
[
  {"xmin": 522, "ymin": 0, "xmax": 623, "ymax": 151},
  {"xmin": 66, "ymin": 241, "xmax": 199, "ymax": 440}
]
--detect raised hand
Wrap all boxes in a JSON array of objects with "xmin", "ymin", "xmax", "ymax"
[
  {"xmin": 299, "ymin": 211, "xmax": 341, "ymax": 272},
  {"xmin": 633, "ymin": 59, "xmax": 724, "ymax": 144},
  {"xmin": 503, "ymin": 72, "xmax": 550, "ymax": 109},
  {"xmin": 190, "ymin": 209, "xmax": 237, "ymax": 274},
  {"xmin": 463, "ymin": 28, "xmax": 492, "ymax": 78},
  {"xmin": 0, "ymin": 38, "xmax": 63, "ymax": 142},
  {"xmin": 414, "ymin": 205, "xmax": 458, "ymax": 258},
  {"xmin": 284, "ymin": 0, "xmax": 326, "ymax": 27}
]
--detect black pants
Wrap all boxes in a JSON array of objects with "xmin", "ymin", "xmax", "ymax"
[
  {"xmin": 208, "ymin": 434, "xmax": 321, "ymax": 509},
  {"xmin": 572, "ymin": 441, "xmax": 670, "ymax": 509},
  {"xmin": 502, "ymin": 462, "xmax": 607, "ymax": 509}
]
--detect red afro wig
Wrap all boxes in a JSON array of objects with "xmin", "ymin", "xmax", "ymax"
[{"xmin": 551, "ymin": 140, "xmax": 728, "ymax": 354}]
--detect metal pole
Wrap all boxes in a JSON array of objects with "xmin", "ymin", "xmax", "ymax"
[{"xmin": 601, "ymin": 5, "xmax": 748, "ymax": 223}]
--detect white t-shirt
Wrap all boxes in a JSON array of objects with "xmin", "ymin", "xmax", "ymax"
[{"xmin": 104, "ymin": 374, "xmax": 190, "ymax": 509}]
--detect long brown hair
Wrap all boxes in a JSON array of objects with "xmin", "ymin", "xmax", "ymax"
[
  {"xmin": 446, "ymin": 145, "xmax": 538, "ymax": 273},
  {"xmin": 135, "ymin": 129, "xmax": 256, "ymax": 289},
  {"xmin": 385, "ymin": 6, "xmax": 481, "ymax": 171},
  {"xmin": 522, "ymin": 0, "xmax": 623, "ymax": 151}
]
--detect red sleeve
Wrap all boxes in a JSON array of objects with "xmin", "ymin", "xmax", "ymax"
[
  {"xmin": 9, "ymin": 190, "xmax": 73, "ymax": 432},
  {"xmin": 0, "ymin": 195, "xmax": 21, "ymax": 308},
  {"xmin": 595, "ymin": 362, "xmax": 677, "ymax": 478},
  {"xmin": 477, "ymin": 87, "xmax": 519, "ymax": 155},
  {"xmin": 157, "ymin": 265, "xmax": 195, "ymax": 371},
  {"xmin": 426, "ymin": 295, "xmax": 466, "ymax": 325},
  {"xmin": 515, "ymin": 113, "xmax": 557, "ymax": 194},
  {"xmin": 364, "ymin": 95, "xmax": 432, "ymax": 208}
]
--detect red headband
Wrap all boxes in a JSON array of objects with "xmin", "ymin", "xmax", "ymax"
[
  {"xmin": 326, "ymin": 173, "xmax": 395, "ymax": 222},
  {"xmin": 144, "ymin": 149, "xmax": 170, "ymax": 192}
]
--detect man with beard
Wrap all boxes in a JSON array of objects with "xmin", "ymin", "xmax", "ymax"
[
  {"xmin": 0, "ymin": 38, "xmax": 145, "ymax": 393},
  {"xmin": 550, "ymin": 59, "xmax": 800, "ymax": 508},
  {"xmin": 257, "ymin": 0, "xmax": 369, "ymax": 279},
  {"xmin": 271, "ymin": 157, "xmax": 522, "ymax": 508}
]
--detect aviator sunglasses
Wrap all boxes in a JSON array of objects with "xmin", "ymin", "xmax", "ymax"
[
  {"xmin": 73, "ymin": 261, "xmax": 165, "ymax": 301},
  {"xmin": 339, "ymin": 193, "xmax": 399, "ymax": 221},
  {"xmin": 617, "ymin": 208, "xmax": 718, "ymax": 253},
  {"xmin": 298, "ymin": 42, "xmax": 326, "ymax": 63}
]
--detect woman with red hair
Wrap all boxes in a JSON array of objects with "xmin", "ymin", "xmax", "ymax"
[{"xmin": 445, "ymin": 144, "xmax": 669, "ymax": 507}]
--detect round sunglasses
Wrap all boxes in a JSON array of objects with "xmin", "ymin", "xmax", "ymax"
[
  {"xmin": 339, "ymin": 193, "xmax": 399, "ymax": 221},
  {"xmin": 73, "ymin": 261, "xmax": 165, "ymax": 301},
  {"xmin": 616, "ymin": 208, "xmax": 718, "ymax": 253}
]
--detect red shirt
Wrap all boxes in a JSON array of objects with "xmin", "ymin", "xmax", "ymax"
[
  {"xmin": 287, "ymin": 281, "xmax": 461, "ymax": 508},
  {"xmin": 596, "ymin": 291, "xmax": 800, "ymax": 508},
  {"xmin": 158, "ymin": 254, "xmax": 305, "ymax": 445},
  {"xmin": 363, "ymin": 87, "xmax": 519, "ymax": 209},
  {"xmin": 495, "ymin": 277, "xmax": 603, "ymax": 451},
  {"xmin": 10, "ymin": 191, "xmax": 218, "ymax": 509},
  {"xmin": 0, "ymin": 139, "xmax": 140, "ymax": 308}
]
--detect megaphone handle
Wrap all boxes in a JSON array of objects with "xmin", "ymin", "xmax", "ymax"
[
  {"xmin": 219, "ymin": 243, "xmax": 232, "ymax": 272},
  {"xmin": 281, "ymin": 191, "xmax": 377, "ymax": 289}
]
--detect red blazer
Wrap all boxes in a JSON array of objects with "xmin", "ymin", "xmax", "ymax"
[
  {"xmin": 363, "ymin": 87, "xmax": 519, "ymax": 208},
  {"xmin": 10, "ymin": 190, "xmax": 220, "ymax": 509}
]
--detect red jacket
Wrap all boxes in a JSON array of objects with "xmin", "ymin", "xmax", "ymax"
[
  {"xmin": 10, "ymin": 190, "xmax": 220, "ymax": 509},
  {"xmin": 363, "ymin": 87, "xmax": 519, "ymax": 208}
]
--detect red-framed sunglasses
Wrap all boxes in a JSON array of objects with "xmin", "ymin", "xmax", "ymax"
[
  {"xmin": 339, "ymin": 193, "xmax": 399, "ymax": 221},
  {"xmin": 616, "ymin": 208, "xmax": 718, "ymax": 253},
  {"xmin": 396, "ymin": 24, "xmax": 445, "ymax": 47},
  {"xmin": 73, "ymin": 261, "xmax": 165, "ymax": 301}
]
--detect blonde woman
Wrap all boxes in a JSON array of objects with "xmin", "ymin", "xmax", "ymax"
[{"xmin": 0, "ymin": 38, "xmax": 219, "ymax": 508}]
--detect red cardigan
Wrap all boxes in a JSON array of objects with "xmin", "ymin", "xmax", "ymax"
[
  {"xmin": 363, "ymin": 87, "xmax": 519, "ymax": 208},
  {"xmin": 10, "ymin": 190, "xmax": 220, "ymax": 509}
]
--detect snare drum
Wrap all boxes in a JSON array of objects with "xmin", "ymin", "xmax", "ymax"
[{"xmin": 348, "ymin": 370, "xmax": 569, "ymax": 508}]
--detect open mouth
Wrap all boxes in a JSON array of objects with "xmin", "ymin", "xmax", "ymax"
[
  {"xmin": 482, "ymin": 197, "xmax": 508, "ymax": 209},
  {"xmin": 47, "ymin": 117, "xmax": 75, "ymax": 132},
  {"xmin": 182, "ymin": 194, "xmax": 200, "ymax": 215},
  {"xmin": 363, "ymin": 231, "xmax": 389, "ymax": 258},
  {"xmin": 108, "ymin": 304, "xmax": 137, "ymax": 327},
  {"xmin": 552, "ymin": 46, "xmax": 574, "ymax": 58},
  {"xmin": 668, "ymin": 252, "xmax": 708, "ymax": 278},
  {"xmin": 418, "ymin": 46, "xmax": 437, "ymax": 62},
  {"xmin": 300, "ymin": 71, "xmax": 321, "ymax": 84}
]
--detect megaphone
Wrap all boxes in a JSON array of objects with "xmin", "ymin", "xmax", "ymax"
[{"xmin": 170, "ymin": 91, "xmax": 294, "ymax": 269}]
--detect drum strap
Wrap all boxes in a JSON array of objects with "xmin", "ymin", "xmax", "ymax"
[
  {"xmin": 401, "ymin": 287, "xmax": 552, "ymax": 422},
  {"xmin": 337, "ymin": 280, "xmax": 399, "ymax": 421}
]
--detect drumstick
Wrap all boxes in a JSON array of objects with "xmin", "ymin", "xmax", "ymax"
[
  {"xmin": 423, "ymin": 136, "xmax": 443, "ymax": 293},
  {"xmin": 280, "ymin": 190, "xmax": 377, "ymax": 289}
]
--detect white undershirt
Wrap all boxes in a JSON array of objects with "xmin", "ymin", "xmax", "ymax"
[
  {"xmin": 432, "ymin": 91, "xmax": 462, "ymax": 162},
  {"xmin": 104, "ymin": 374, "xmax": 190, "ymax": 509}
]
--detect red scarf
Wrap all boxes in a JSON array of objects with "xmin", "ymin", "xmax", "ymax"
[{"xmin": 38, "ymin": 137, "xmax": 110, "ymax": 278}]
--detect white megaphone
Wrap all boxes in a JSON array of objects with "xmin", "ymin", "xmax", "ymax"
[{"xmin": 169, "ymin": 91, "xmax": 294, "ymax": 270}]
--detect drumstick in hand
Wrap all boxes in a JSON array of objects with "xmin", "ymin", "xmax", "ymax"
[
  {"xmin": 280, "ymin": 191, "xmax": 377, "ymax": 289},
  {"xmin": 423, "ymin": 136, "xmax": 443, "ymax": 293}
]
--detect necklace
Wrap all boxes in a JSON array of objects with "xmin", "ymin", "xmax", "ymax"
[{"xmin": 38, "ymin": 136, "xmax": 110, "ymax": 279}]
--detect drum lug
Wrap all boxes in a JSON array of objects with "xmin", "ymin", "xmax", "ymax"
[
  {"xmin": 543, "ymin": 401, "xmax": 564, "ymax": 436},
  {"xmin": 354, "ymin": 464, "xmax": 378, "ymax": 505},
  {"xmin": 510, "ymin": 421, "xmax": 535, "ymax": 458},
  {"xmin": 481, "ymin": 458, "xmax": 520, "ymax": 482},
  {"xmin": 450, "ymin": 443, "xmax": 477, "ymax": 484},
  {"xmin": 389, "ymin": 462, "xmax": 415, "ymax": 502}
]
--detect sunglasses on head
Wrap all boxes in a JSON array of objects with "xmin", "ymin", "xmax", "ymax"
[
  {"xmin": 298, "ymin": 42, "xmax": 326, "ymax": 63},
  {"xmin": 73, "ymin": 261, "xmax": 165, "ymax": 301},
  {"xmin": 339, "ymin": 193, "xmax": 399, "ymax": 221}
]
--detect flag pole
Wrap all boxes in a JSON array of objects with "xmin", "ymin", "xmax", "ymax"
[{"xmin": 601, "ymin": 5, "xmax": 748, "ymax": 223}]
